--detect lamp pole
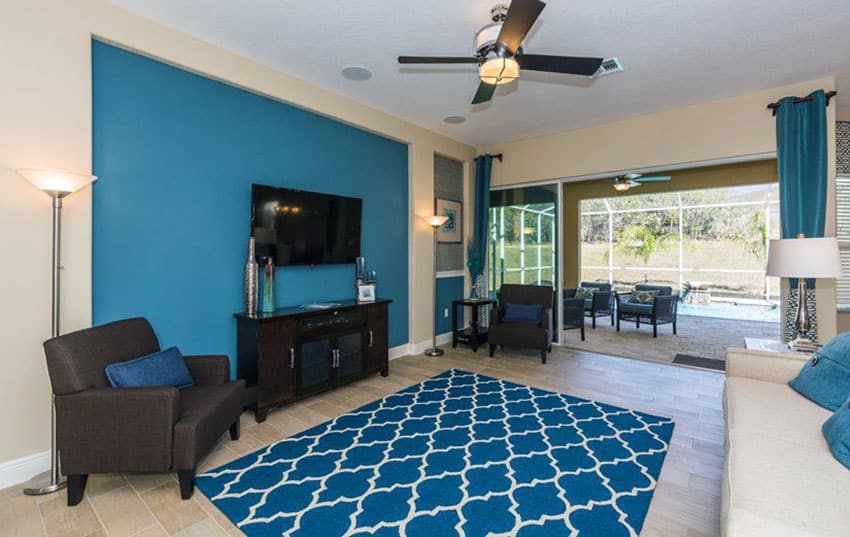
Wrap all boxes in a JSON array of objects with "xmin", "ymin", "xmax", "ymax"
[
  {"xmin": 24, "ymin": 193, "xmax": 66, "ymax": 495},
  {"xmin": 425, "ymin": 215, "xmax": 449, "ymax": 356},
  {"xmin": 17, "ymin": 169, "xmax": 97, "ymax": 496}
]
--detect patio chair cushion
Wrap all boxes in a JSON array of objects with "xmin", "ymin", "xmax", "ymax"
[
  {"xmin": 629, "ymin": 290, "xmax": 659, "ymax": 304},
  {"xmin": 581, "ymin": 282, "xmax": 612, "ymax": 292},
  {"xmin": 619, "ymin": 302, "xmax": 654, "ymax": 315},
  {"xmin": 574, "ymin": 287, "xmax": 599, "ymax": 300}
]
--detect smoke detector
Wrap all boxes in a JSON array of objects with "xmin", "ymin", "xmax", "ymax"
[{"xmin": 593, "ymin": 58, "xmax": 624, "ymax": 78}]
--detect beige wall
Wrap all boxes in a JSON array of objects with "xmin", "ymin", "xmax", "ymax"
[
  {"xmin": 480, "ymin": 76, "xmax": 838, "ymax": 344},
  {"xmin": 480, "ymin": 77, "xmax": 835, "ymax": 187},
  {"xmin": 0, "ymin": 0, "xmax": 474, "ymax": 466}
]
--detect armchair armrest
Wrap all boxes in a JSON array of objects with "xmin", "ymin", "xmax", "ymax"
[
  {"xmin": 541, "ymin": 307, "xmax": 553, "ymax": 334},
  {"xmin": 184, "ymin": 354, "xmax": 231, "ymax": 385},
  {"xmin": 489, "ymin": 305, "xmax": 505, "ymax": 329},
  {"xmin": 725, "ymin": 348, "xmax": 810, "ymax": 385},
  {"xmin": 55, "ymin": 387, "xmax": 180, "ymax": 474},
  {"xmin": 653, "ymin": 294, "xmax": 676, "ymax": 318},
  {"xmin": 616, "ymin": 292, "xmax": 633, "ymax": 305},
  {"xmin": 592, "ymin": 290, "xmax": 613, "ymax": 310}
]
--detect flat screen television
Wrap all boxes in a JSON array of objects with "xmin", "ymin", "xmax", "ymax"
[{"xmin": 251, "ymin": 183, "xmax": 362, "ymax": 266}]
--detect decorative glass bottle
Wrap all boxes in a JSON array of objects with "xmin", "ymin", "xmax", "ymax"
[
  {"xmin": 244, "ymin": 237, "xmax": 258, "ymax": 316},
  {"xmin": 262, "ymin": 257, "xmax": 275, "ymax": 313}
]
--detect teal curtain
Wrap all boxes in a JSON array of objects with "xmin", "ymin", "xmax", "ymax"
[
  {"xmin": 468, "ymin": 155, "xmax": 493, "ymax": 281},
  {"xmin": 776, "ymin": 89, "xmax": 828, "ymax": 287}
]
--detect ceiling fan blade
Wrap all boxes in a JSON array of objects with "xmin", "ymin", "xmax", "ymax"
[
  {"xmin": 635, "ymin": 175, "xmax": 672, "ymax": 183},
  {"xmin": 472, "ymin": 81, "xmax": 497, "ymax": 104},
  {"xmin": 496, "ymin": 0, "xmax": 546, "ymax": 55},
  {"xmin": 519, "ymin": 54, "xmax": 603, "ymax": 76},
  {"xmin": 398, "ymin": 56, "xmax": 482, "ymax": 64}
]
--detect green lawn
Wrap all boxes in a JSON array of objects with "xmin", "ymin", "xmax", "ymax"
[{"xmin": 490, "ymin": 239, "xmax": 776, "ymax": 299}]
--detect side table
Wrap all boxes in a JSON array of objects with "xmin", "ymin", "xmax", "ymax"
[{"xmin": 452, "ymin": 298, "xmax": 496, "ymax": 352}]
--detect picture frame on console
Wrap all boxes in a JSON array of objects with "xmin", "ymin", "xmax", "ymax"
[{"xmin": 435, "ymin": 198, "xmax": 462, "ymax": 243}]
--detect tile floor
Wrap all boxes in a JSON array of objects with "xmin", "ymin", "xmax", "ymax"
[{"xmin": 0, "ymin": 345, "xmax": 725, "ymax": 536}]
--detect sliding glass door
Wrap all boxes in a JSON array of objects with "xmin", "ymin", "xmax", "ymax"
[{"xmin": 489, "ymin": 183, "xmax": 560, "ymax": 341}]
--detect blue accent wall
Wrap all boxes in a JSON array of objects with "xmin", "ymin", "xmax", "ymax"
[
  {"xmin": 92, "ymin": 41, "xmax": 409, "ymax": 369},
  {"xmin": 435, "ymin": 277, "xmax": 465, "ymax": 335}
]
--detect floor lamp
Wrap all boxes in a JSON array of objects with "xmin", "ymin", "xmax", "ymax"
[
  {"xmin": 18, "ymin": 169, "xmax": 97, "ymax": 496},
  {"xmin": 766, "ymin": 234, "xmax": 842, "ymax": 352},
  {"xmin": 424, "ymin": 215, "xmax": 449, "ymax": 356}
]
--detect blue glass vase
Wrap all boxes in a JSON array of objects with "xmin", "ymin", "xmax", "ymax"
[{"xmin": 261, "ymin": 257, "xmax": 275, "ymax": 313}]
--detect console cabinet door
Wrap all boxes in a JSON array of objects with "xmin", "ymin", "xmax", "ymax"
[
  {"xmin": 365, "ymin": 303, "xmax": 389, "ymax": 373},
  {"xmin": 257, "ymin": 319, "xmax": 297, "ymax": 408}
]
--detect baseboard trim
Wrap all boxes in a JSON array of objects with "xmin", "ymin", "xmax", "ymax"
[
  {"xmin": 0, "ymin": 450, "xmax": 50, "ymax": 490},
  {"xmin": 390, "ymin": 333, "xmax": 454, "ymax": 360}
]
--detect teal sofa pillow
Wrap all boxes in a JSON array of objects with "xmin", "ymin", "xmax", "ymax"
[
  {"xmin": 105, "ymin": 346, "xmax": 194, "ymax": 390},
  {"xmin": 789, "ymin": 332, "xmax": 850, "ymax": 411},
  {"xmin": 822, "ymin": 396, "xmax": 850, "ymax": 470}
]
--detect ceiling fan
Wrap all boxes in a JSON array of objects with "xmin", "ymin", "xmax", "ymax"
[
  {"xmin": 398, "ymin": 0, "xmax": 606, "ymax": 104},
  {"xmin": 612, "ymin": 173, "xmax": 672, "ymax": 192}
]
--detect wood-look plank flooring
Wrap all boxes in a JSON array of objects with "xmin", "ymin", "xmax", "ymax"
[{"xmin": 0, "ymin": 346, "xmax": 725, "ymax": 536}]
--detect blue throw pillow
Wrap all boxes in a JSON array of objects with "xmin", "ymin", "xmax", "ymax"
[
  {"xmin": 105, "ymin": 346, "xmax": 194, "ymax": 390},
  {"xmin": 789, "ymin": 332, "xmax": 850, "ymax": 411},
  {"xmin": 503, "ymin": 302, "xmax": 542, "ymax": 324},
  {"xmin": 823, "ymin": 396, "xmax": 850, "ymax": 470}
]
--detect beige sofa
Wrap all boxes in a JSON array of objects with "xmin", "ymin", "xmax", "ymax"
[{"xmin": 723, "ymin": 348, "xmax": 850, "ymax": 536}]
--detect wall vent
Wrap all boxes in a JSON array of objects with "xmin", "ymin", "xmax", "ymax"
[{"xmin": 593, "ymin": 58, "xmax": 624, "ymax": 78}]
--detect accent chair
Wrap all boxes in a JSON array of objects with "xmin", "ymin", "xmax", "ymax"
[
  {"xmin": 616, "ymin": 284, "xmax": 679, "ymax": 337},
  {"xmin": 44, "ymin": 317, "xmax": 245, "ymax": 506},
  {"xmin": 562, "ymin": 295, "xmax": 586, "ymax": 341},
  {"xmin": 565, "ymin": 281, "xmax": 614, "ymax": 328},
  {"xmin": 488, "ymin": 284, "xmax": 553, "ymax": 363}
]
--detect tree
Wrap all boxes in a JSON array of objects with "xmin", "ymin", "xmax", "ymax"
[
  {"xmin": 739, "ymin": 210, "xmax": 767, "ymax": 262},
  {"xmin": 611, "ymin": 224, "xmax": 674, "ymax": 283}
]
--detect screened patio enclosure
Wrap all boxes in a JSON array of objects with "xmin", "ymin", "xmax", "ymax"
[
  {"xmin": 580, "ymin": 183, "xmax": 781, "ymax": 315},
  {"xmin": 489, "ymin": 184, "xmax": 560, "ymax": 340}
]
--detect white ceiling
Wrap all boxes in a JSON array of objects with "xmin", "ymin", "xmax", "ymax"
[{"xmin": 106, "ymin": 0, "xmax": 850, "ymax": 146}]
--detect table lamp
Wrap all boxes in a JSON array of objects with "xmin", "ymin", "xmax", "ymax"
[
  {"xmin": 425, "ymin": 215, "xmax": 449, "ymax": 356},
  {"xmin": 766, "ymin": 234, "xmax": 842, "ymax": 352},
  {"xmin": 18, "ymin": 168, "xmax": 97, "ymax": 496}
]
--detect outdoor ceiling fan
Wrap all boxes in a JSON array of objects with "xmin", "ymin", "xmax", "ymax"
[
  {"xmin": 612, "ymin": 173, "xmax": 672, "ymax": 192},
  {"xmin": 397, "ymin": 0, "xmax": 606, "ymax": 104}
]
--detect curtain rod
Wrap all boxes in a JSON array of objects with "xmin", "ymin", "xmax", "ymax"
[
  {"xmin": 767, "ymin": 90, "xmax": 837, "ymax": 116},
  {"xmin": 475, "ymin": 153, "xmax": 503, "ymax": 162}
]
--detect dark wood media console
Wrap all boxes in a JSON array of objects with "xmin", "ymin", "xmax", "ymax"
[{"xmin": 235, "ymin": 298, "xmax": 391, "ymax": 422}]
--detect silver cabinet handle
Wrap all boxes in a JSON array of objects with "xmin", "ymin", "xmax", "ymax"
[
  {"xmin": 368, "ymin": 330, "xmax": 374, "ymax": 348},
  {"xmin": 290, "ymin": 347, "xmax": 295, "ymax": 369},
  {"xmin": 332, "ymin": 349, "xmax": 339, "ymax": 368}
]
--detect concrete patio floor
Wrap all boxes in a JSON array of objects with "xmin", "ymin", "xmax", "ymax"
[{"xmin": 560, "ymin": 313, "xmax": 780, "ymax": 364}]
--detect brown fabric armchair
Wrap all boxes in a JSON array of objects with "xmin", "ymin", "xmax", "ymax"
[
  {"xmin": 488, "ymin": 284, "xmax": 554, "ymax": 363},
  {"xmin": 44, "ymin": 318, "xmax": 245, "ymax": 506}
]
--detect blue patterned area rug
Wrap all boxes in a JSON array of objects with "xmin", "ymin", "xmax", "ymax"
[{"xmin": 197, "ymin": 369, "xmax": 674, "ymax": 536}]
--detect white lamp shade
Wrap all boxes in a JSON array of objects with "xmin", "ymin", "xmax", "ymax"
[
  {"xmin": 18, "ymin": 168, "xmax": 96, "ymax": 196},
  {"xmin": 766, "ymin": 237, "xmax": 842, "ymax": 278},
  {"xmin": 426, "ymin": 215, "xmax": 449, "ymax": 228}
]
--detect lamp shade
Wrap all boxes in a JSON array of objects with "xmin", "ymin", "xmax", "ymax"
[
  {"xmin": 766, "ymin": 237, "xmax": 842, "ymax": 278},
  {"xmin": 425, "ymin": 215, "xmax": 449, "ymax": 228},
  {"xmin": 18, "ymin": 168, "xmax": 96, "ymax": 197}
]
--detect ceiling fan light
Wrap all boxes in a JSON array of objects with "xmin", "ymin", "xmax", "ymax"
[
  {"xmin": 479, "ymin": 57, "xmax": 519, "ymax": 85},
  {"xmin": 613, "ymin": 181, "xmax": 631, "ymax": 192}
]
